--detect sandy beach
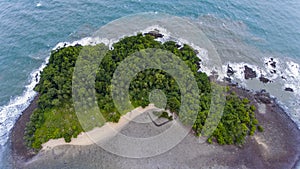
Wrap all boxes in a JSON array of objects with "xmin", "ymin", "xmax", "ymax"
[{"xmin": 41, "ymin": 104, "xmax": 162, "ymax": 151}]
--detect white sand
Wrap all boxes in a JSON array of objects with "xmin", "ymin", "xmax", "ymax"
[{"xmin": 42, "ymin": 104, "xmax": 160, "ymax": 151}]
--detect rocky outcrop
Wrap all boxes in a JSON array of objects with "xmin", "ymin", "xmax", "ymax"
[
  {"xmin": 227, "ymin": 65, "xmax": 235, "ymax": 77},
  {"xmin": 259, "ymin": 76, "xmax": 271, "ymax": 83},
  {"xmin": 254, "ymin": 91, "xmax": 272, "ymax": 104},
  {"xmin": 270, "ymin": 58, "xmax": 276, "ymax": 68},
  {"xmin": 244, "ymin": 66, "xmax": 257, "ymax": 79},
  {"xmin": 285, "ymin": 87, "xmax": 294, "ymax": 92},
  {"xmin": 175, "ymin": 43, "xmax": 181, "ymax": 48},
  {"xmin": 224, "ymin": 77, "xmax": 231, "ymax": 83},
  {"xmin": 144, "ymin": 30, "xmax": 164, "ymax": 39}
]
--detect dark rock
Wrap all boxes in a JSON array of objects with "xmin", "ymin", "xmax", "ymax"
[
  {"xmin": 175, "ymin": 44, "xmax": 181, "ymax": 48},
  {"xmin": 270, "ymin": 70, "xmax": 276, "ymax": 74},
  {"xmin": 231, "ymin": 82, "xmax": 238, "ymax": 86},
  {"xmin": 227, "ymin": 65, "xmax": 235, "ymax": 77},
  {"xmin": 75, "ymin": 43, "xmax": 82, "ymax": 47},
  {"xmin": 265, "ymin": 58, "xmax": 276, "ymax": 68},
  {"xmin": 224, "ymin": 77, "xmax": 231, "ymax": 82},
  {"xmin": 260, "ymin": 89, "xmax": 267, "ymax": 93},
  {"xmin": 270, "ymin": 62, "xmax": 276, "ymax": 68},
  {"xmin": 195, "ymin": 61, "xmax": 201, "ymax": 69},
  {"xmin": 194, "ymin": 50, "xmax": 199, "ymax": 55},
  {"xmin": 144, "ymin": 30, "xmax": 164, "ymax": 39},
  {"xmin": 285, "ymin": 88, "xmax": 294, "ymax": 92},
  {"xmin": 259, "ymin": 76, "xmax": 271, "ymax": 83},
  {"xmin": 35, "ymin": 73, "xmax": 38, "ymax": 82},
  {"xmin": 244, "ymin": 66, "xmax": 257, "ymax": 79},
  {"xmin": 256, "ymin": 94, "xmax": 272, "ymax": 104},
  {"xmin": 281, "ymin": 76, "xmax": 287, "ymax": 80}
]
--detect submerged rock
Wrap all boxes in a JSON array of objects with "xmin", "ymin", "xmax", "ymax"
[{"xmin": 244, "ymin": 65, "xmax": 257, "ymax": 79}]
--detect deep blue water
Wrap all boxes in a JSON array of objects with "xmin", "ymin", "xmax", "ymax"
[{"xmin": 0, "ymin": 0, "xmax": 299, "ymax": 168}]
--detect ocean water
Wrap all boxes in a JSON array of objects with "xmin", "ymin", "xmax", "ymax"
[{"xmin": 0, "ymin": 0, "xmax": 299, "ymax": 168}]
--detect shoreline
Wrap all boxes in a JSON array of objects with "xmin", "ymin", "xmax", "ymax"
[
  {"xmin": 10, "ymin": 95, "xmax": 39, "ymax": 162},
  {"xmin": 10, "ymin": 84, "xmax": 300, "ymax": 168}
]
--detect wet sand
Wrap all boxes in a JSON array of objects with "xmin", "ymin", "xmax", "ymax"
[
  {"xmin": 10, "ymin": 95, "xmax": 39, "ymax": 163},
  {"xmin": 10, "ymin": 86, "xmax": 300, "ymax": 169}
]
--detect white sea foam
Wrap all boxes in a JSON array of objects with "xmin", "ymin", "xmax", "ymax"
[
  {"xmin": 54, "ymin": 26, "xmax": 174, "ymax": 52},
  {"xmin": 219, "ymin": 57, "xmax": 300, "ymax": 129},
  {"xmin": 54, "ymin": 26, "xmax": 218, "ymax": 82},
  {"xmin": 0, "ymin": 56, "xmax": 49, "ymax": 146},
  {"xmin": 141, "ymin": 25, "xmax": 171, "ymax": 43},
  {"xmin": 53, "ymin": 37, "xmax": 112, "ymax": 50},
  {"xmin": 53, "ymin": 26, "xmax": 172, "ymax": 51},
  {"xmin": 221, "ymin": 62, "xmax": 267, "ymax": 85},
  {"xmin": 36, "ymin": 2, "xmax": 42, "ymax": 7},
  {"xmin": 222, "ymin": 58, "xmax": 300, "ymax": 97}
]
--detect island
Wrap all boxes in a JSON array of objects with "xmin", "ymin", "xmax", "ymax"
[{"xmin": 10, "ymin": 32, "xmax": 300, "ymax": 169}]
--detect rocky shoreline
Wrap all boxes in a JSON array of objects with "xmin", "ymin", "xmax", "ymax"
[
  {"xmin": 10, "ymin": 95, "xmax": 39, "ymax": 163},
  {"xmin": 225, "ymin": 58, "xmax": 297, "ymax": 93},
  {"xmin": 230, "ymin": 84, "xmax": 300, "ymax": 168}
]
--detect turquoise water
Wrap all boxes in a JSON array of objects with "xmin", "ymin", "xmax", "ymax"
[{"xmin": 0, "ymin": 0, "xmax": 299, "ymax": 168}]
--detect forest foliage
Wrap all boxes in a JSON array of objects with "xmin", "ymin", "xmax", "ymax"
[{"xmin": 24, "ymin": 33, "xmax": 263, "ymax": 150}]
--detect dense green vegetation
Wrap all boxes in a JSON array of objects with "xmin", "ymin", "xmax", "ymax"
[
  {"xmin": 206, "ymin": 93, "xmax": 260, "ymax": 145},
  {"xmin": 24, "ymin": 33, "xmax": 263, "ymax": 150},
  {"xmin": 24, "ymin": 46, "xmax": 83, "ymax": 148}
]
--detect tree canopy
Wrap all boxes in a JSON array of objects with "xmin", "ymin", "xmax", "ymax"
[{"xmin": 24, "ymin": 33, "xmax": 263, "ymax": 150}]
